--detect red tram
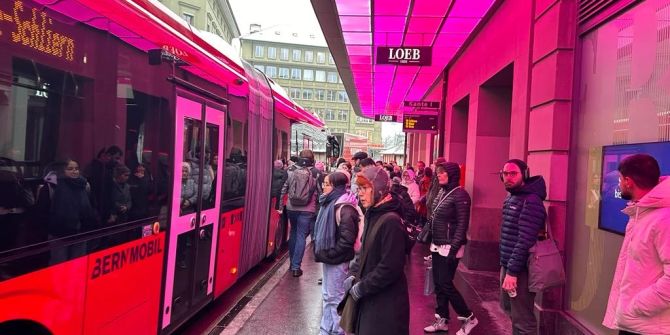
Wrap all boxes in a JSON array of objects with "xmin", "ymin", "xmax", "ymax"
[{"xmin": 0, "ymin": 0, "xmax": 323, "ymax": 334}]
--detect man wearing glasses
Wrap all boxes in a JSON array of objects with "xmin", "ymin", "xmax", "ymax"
[{"xmin": 498, "ymin": 159, "xmax": 547, "ymax": 335}]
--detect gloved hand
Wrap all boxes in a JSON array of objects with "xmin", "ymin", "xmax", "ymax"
[
  {"xmin": 350, "ymin": 282, "xmax": 363, "ymax": 301},
  {"xmin": 343, "ymin": 275, "xmax": 355, "ymax": 292}
]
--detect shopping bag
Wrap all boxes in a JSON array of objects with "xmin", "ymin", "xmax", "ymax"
[
  {"xmin": 424, "ymin": 266, "xmax": 434, "ymax": 295},
  {"xmin": 527, "ymin": 238, "xmax": 565, "ymax": 292}
]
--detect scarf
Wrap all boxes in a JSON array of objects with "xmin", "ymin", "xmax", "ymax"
[{"xmin": 314, "ymin": 185, "xmax": 347, "ymax": 254}]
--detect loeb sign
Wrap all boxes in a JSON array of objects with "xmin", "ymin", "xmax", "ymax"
[
  {"xmin": 374, "ymin": 114, "xmax": 398, "ymax": 122},
  {"xmin": 376, "ymin": 46, "xmax": 432, "ymax": 66}
]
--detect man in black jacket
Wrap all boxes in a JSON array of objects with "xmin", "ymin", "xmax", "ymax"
[{"xmin": 499, "ymin": 159, "xmax": 546, "ymax": 335}]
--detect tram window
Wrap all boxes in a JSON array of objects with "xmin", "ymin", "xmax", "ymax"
[
  {"xmin": 222, "ymin": 116, "xmax": 247, "ymax": 202},
  {"xmin": 0, "ymin": 56, "xmax": 171, "ymax": 256},
  {"xmin": 281, "ymin": 131, "xmax": 288, "ymax": 162}
]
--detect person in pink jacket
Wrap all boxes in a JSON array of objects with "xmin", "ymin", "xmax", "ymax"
[{"xmin": 603, "ymin": 154, "xmax": 670, "ymax": 335}]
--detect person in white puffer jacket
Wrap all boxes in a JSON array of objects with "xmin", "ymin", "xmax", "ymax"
[{"xmin": 603, "ymin": 154, "xmax": 670, "ymax": 335}]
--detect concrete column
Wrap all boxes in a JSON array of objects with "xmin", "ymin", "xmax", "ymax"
[{"xmin": 528, "ymin": 0, "xmax": 577, "ymax": 330}]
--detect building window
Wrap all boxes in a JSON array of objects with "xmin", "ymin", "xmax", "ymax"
[
  {"xmin": 254, "ymin": 64, "xmax": 265, "ymax": 73},
  {"xmin": 290, "ymin": 68, "xmax": 302, "ymax": 80},
  {"xmin": 328, "ymin": 54, "xmax": 335, "ymax": 64},
  {"xmin": 292, "ymin": 49, "xmax": 302, "ymax": 62},
  {"xmin": 337, "ymin": 91, "xmax": 349, "ymax": 102},
  {"xmin": 265, "ymin": 66, "xmax": 277, "ymax": 78},
  {"xmin": 315, "ymin": 70, "xmax": 326, "ymax": 82},
  {"xmin": 289, "ymin": 88, "xmax": 301, "ymax": 99},
  {"xmin": 316, "ymin": 89, "xmax": 325, "ymax": 101},
  {"xmin": 280, "ymin": 48, "xmax": 289, "ymax": 60},
  {"xmin": 324, "ymin": 109, "xmax": 335, "ymax": 121},
  {"xmin": 303, "ymin": 69, "xmax": 314, "ymax": 81},
  {"xmin": 267, "ymin": 47, "xmax": 277, "ymax": 59},
  {"xmin": 305, "ymin": 51, "xmax": 314, "ymax": 62},
  {"xmin": 338, "ymin": 110, "xmax": 348, "ymax": 121},
  {"xmin": 254, "ymin": 45, "xmax": 264, "ymax": 58},
  {"xmin": 278, "ymin": 67, "xmax": 289, "ymax": 79},
  {"xmin": 302, "ymin": 89, "xmax": 313, "ymax": 100},
  {"xmin": 317, "ymin": 52, "xmax": 326, "ymax": 64},
  {"xmin": 326, "ymin": 90, "xmax": 336, "ymax": 101},
  {"xmin": 182, "ymin": 13, "xmax": 195, "ymax": 25},
  {"xmin": 327, "ymin": 72, "xmax": 338, "ymax": 83}
]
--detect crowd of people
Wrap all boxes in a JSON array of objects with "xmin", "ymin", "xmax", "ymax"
[{"xmin": 271, "ymin": 150, "xmax": 669, "ymax": 335}]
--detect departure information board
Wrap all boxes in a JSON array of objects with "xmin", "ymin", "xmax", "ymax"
[{"xmin": 403, "ymin": 114, "xmax": 438, "ymax": 133}]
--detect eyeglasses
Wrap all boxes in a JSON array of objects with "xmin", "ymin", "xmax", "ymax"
[{"xmin": 500, "ymin": 171, "xmax": 520, "ymax": 177}]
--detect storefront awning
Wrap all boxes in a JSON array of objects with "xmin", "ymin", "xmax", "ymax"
[{"xmin": 312, "ymin": 0, "xmax": 496, "ymax": 118}]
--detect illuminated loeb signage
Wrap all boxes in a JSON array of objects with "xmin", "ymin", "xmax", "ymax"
[
  {"xmin": 0, "ymin": 0, "xmax": 76, "ymax": 61},
  {"xmin": 374, "ymin": 114, "xmax": 398, "ymax": 122},
  {"xmin": 376, "ymin": 46, "xmax": 432, "ymax": 66},
  {"xmin": 403, "ymin": 114, "xmax": 438, "ymax": 133},
  {"xmin": 404, "ymin": 101, "xmax": 440, "ymax": 109}
]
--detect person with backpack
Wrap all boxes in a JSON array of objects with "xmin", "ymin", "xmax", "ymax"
[
  {"xmin": 279, "ymin": 149, "xmax": 320, "ymax": 277},
  {"xmin": 314, "ymin": 172, "xmax": 362, "ymax": 335}
]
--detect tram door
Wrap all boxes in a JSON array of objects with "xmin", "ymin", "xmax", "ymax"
[{"xmin": 162, "ymin": 94, "xmax": 225, "ymax": 330}]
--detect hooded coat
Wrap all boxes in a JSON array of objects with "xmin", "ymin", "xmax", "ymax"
[
  {"xmin": 314, "ymin": 192, "xmax": 361, "ymax": 264},
  {"xmin": 603, "ymin": 177, "xmax": 670, "ymax": 334},
  {"xmin": 499, "ymin": 175, "xmax": 547, "ymax": 276},
  {"xmin": 352, "ymin": 194, "xmax": 409, "ymax": 335},
  {"xmin": 430, "ymin": 163, "xmax": 470, "ymax": 252}
]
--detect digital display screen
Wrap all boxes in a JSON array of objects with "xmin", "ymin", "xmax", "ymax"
[
  {"xmin": 599, "ymin": 141, "xmax": 670, "ymax": 235},
  {"xmin": 403, "ymin": 114, "xmax": 438, "ymax": 133}
]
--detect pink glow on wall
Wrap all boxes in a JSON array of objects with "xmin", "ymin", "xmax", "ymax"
[{"xmin": 334, "ymin": 0, "xmax": 496, "ymax": 116}]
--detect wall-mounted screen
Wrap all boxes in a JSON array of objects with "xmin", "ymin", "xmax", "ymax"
[{"xmin": 599, "ymin": 141, "xmax": 670, "ymax": 234}]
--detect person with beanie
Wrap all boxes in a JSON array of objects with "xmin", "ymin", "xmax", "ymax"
[
  {"xmin": 424, "ymin": 162, "xmax": 478, "ymax": 334},
  {"xmin": 499, "ymin": 159, "xmax": 547, "ymax": 335},
  {"xmin": 340, "ymin": 167, "xmax": 409, "ymax": 335},
  {"xmin": 314, "ymin": 172, "xmax": 362, "ymax": 335}
]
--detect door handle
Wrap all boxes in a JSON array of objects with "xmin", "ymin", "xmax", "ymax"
[
  {"xmin": 201, "ymin": 215, "xmax": 207, "ymax": 225},
  {"xmin": 200, "ymin": 229, "xmax": 206, "ymax": 239},
  {"xmin": 190, "ymin": 217, "xmax": 196, "ymax": 228}
]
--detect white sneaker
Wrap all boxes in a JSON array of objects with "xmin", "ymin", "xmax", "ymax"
[
  {"xmin": 423, "ymin": 255, "xmax": 432, "ymax": 261},
  {"xmin": 424, "ymin": 314, "xmax": 448, "ymax": 333},
  {"xmin": 455, "ymin": 313, "xmax": 479, "ymax": 335}
]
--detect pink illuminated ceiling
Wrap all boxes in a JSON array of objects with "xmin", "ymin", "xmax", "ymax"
[{"xmin": 312, "ymin": 0, "xmax": 496, "ymax": 117}]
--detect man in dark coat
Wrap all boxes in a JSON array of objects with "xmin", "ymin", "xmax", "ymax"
[
  {"xmin": 271, "ymin": 160, "xmax": 288, "ymax": 210},
  {"xmin": 499, "ymin": 159, "xmax": 547, "ymax": 335},
  {"xmin": 343, "ymin": 166, "xmax": 409, "ymax": 335}
]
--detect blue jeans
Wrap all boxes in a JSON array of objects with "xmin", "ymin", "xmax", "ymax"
[
  {"xmin": 321, "ymin": 262, "xmax": 349, "ymax": 335},
  {"xmin": 287, "ymin": 210, "xmax": 314, "ymax": 270}
]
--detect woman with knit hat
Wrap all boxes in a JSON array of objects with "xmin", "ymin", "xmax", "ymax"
[
  {"xmin": 423, "ymin": 162, "xmax": 478, "ymax": 335},
  {"xmin": 340, "ymin": 167, "xmax": 409, "ymax": 335}
]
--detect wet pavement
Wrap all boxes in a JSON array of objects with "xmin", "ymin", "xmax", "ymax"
[{"xmin": 215, "ymin": 243, "xmax": 511, "ymax": 335}]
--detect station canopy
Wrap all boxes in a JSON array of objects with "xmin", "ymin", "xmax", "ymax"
[{"xmin": 311, "ymin": 0, "xmax": 496, "ymax": 118}]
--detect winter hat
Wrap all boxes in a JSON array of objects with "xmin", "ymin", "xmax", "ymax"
[
  {"xmin": 356, "ymin": 166, "xmax": 390, "ymax": 204},
  {"xmin": 505, "ymin": 159, "xmax": 528, "ymax": 177},
  {"xmin": 273, "ymin": 160, "xmax": 283, "ymax": 169},
  {"xmin": 337, "ymin": 168, "xmax": 351, "ymax": 182}
]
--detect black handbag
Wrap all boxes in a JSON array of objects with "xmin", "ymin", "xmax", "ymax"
[{"xmin": 416, "ymin": 221, "xmax": 432, "ymax": 244}]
